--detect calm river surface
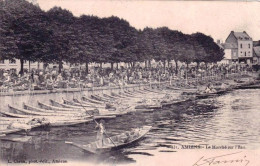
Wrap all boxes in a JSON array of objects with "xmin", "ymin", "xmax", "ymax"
[{"xmin": 0, "ymin": 88, "xmax": 260, "ymax": 165}]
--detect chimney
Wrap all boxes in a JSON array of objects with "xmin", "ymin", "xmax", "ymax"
[{"xmin": 217, "ymin": 40, "xmax": 221, "ymax": 44}]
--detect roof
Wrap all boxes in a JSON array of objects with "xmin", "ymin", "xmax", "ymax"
[
  {"xmin": 233, "ymin": 31, "xmax": 252, "ymax": 41},
  {"xmin": 223, "ymin": 43, "xmax": 238, "ymax": 49},
  {"xmin": 217, "ymin": 43, "xmax": 224, "ymax": 49},
  {"xmin": 253, "ymin": 41, "xmax": 260, "ymax": 47},
  {"xmin": 253, "ymin": 46, "xmax": 260, "ymax": 57}
]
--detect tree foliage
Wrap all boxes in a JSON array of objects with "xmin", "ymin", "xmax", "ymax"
[{"xmin": 0, "ymin": 0, "xmax": 224, "ymax": 74}]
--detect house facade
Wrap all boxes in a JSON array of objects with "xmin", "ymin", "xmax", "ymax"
[
  {"xmin": 223, "ymin": 31, "xmax": 254, "ymax": 64},
  {"xmin": 0, "ymin": 59, "xmax": 43, "ymax": 72}
]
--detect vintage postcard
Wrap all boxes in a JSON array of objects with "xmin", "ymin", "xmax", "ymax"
[{"xmin": 0, "ymin": 0, "xmax": 260, "ymax": 165}]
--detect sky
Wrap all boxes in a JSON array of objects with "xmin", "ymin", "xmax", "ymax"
[{"xmin": 37, "ymin": 0, "xmax": 260, "ymax": 42}]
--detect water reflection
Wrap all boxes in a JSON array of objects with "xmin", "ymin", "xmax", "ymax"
[{"xmin": 0, "ymin": 89, "xmax": 260, "ymax": 165}]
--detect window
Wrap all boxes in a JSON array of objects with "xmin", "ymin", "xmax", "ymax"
[
  {"xmin": 0, "ymin": 60, "xmax": 4, "ymax": 64},
  {"xmin": 240, "ymin": 44, "xmax": 243, "ymax": 48},
  {"xmin": 248, "ymin": 44, "xmax": 250, "ymax": 48},
  {"xmin": 9, "ymin": 59, "xmax": 16, "ymax": 64},
  {"xmin": 245, "ymin": 52, "xmax": 247, "ymax": 57}
]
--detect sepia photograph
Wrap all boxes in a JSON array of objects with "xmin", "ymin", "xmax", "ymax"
[{"xmin": 0, "ymin": 0, "xmax": 260, "ymax": 165}]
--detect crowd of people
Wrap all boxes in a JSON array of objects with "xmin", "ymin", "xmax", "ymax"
[{"xmin": 0, "ymin": 62, "xmax": 256, "ymax": 93}]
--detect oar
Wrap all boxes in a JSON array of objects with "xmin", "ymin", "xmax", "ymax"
[{"xmin": 78, "ymin": 101, "xmax": 117, "ymax": 146}]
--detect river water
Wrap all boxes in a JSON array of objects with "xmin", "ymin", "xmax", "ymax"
[{"xmin": 0, "ymin": 88, "xmax": 260, "ymax": 165}]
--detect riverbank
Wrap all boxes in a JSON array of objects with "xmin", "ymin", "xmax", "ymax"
[{"xmin": 1, "ymin": 72, "xmax": 259, "ymax": 97}]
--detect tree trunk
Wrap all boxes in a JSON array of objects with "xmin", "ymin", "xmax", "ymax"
[
  {"xmin": 148, "ymin": 60, "xmax": 151, "ymax": 68},
  {"xmin": 175, "ymin": 60, "xmax": 178, "ymax": 74},
  {"xmin": 29, "ymin": 61, "xmax": 31, "ymax": 72},
  {"xmin": 145, "ymin": 61, "xmax": 147, "ymax": 68},
  {"xmin": 197, "ymin": 62, "xmax": 200, "ymax": 70},
  {"xmin": 43, "ymin": 63, "xmax": 48, "ymax": 73},
  {"xmin": 100, "ymin": 62, "xmax": 102, "ymax": 68},
  {"xmin": 58, "ymin": 60, "xmax": 63, "ymax": 73},
  {"xmin": 132, "ymin": 62, "xmax": 135, "ymax": 68},
  {"xmin": 205, "ymin": 63, "xmax": 208, "ymax": 76},
  {"xmin": 110, "ymin": 62, "xmax": 114, "ymax": 69},
  {"xmin": 163, "ymin": 60, "xmax": 166, "ymax": 72},
  {"xmin": 85, "ymin": 61, "xmax": 89, "ymax": 74},
  {"xmin": 167, "ymin": 60, "xmax": 170, "ymax": 68},
  {"xmin": 116, "ymin": 63, "xmax": 119, "ymax": 70},
  {"xmin": 20, "ymin": 59, "xmax": 24, "ymax": 76}
]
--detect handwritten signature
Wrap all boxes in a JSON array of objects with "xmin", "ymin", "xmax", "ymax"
[{"xmin": 193, "ymin": 151, "xmax": 250, "ymax": 166}]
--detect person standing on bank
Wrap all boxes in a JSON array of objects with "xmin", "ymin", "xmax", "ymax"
[{"xmin": 96, "ymin": 120, "xmax": 106, "ymax": 146}]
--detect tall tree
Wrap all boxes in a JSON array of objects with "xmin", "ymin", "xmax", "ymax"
[
  {"xmin": 46, "ymin": 7, "xmax": 75, "ymax": 73},
  {"xmin": 0, "ymin": 1, "xmax": 18, "ymax": 61},
  {"xmin": 192, "ymin": 33, "xmax": 224, "ymax": 67},
  {"xmin": 102, "ymin": 16, "xmax": 138, "ymax": 68},
  {"xmin": 1, "ymin": 0, "xmax": 50, "ymax": 74},
  {"xmin": 179, "ymin": 35, "xmax": 196, "ymax": 67}
]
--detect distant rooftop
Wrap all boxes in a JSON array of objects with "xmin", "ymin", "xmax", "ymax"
[
  {"xmin": 253, "ymin": 40, "xmax": 260, "ymax": 47},
  {"xmin": 231, "ymin": 31, "xmax": 252, "ymax": 41}
]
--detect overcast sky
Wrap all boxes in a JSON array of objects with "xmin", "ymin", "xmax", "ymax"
[{"xmin": 37, "ymin": 0, "xmax": 260, "ymax": 42}]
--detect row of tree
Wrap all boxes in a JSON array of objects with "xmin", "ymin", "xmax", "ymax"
[{"xmin": 0, "ymin": 0, "xmax": 224, "ymax": 75}]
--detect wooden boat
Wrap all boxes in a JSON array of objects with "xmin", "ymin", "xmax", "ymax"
[
  {"xmin": 63, "ymin": 98, "xmax": 105, "ymax": 109},
  {"xmin": 49, "ymin": 119, "xmax": 93, "ymax": 127},
  {"xmin": 195, "ymin": 89, "xmax": 228, "ymax": 99},
  {"xmin": 0, "ymin": 122, "xmax": 47, "ymax": 135},
  {"xmin": 74, "ymin": 98, "xmax": 117, "ymax": 111},
  {"xmin": 161, "ymin": 98, "xmax": 188, "ymax": 107},
  {"xmin": 82, "ymin": 96, "xmax": 105, "ymax": 105},
  {"xmin": 135, "ymin": 104, "xmax": 161, "ymax": 109},
  {"xmin": 65, "ymin": 125, "xmax": 152, "ymax": 154},
  {"xmin": 50, "ymin": 99, "xmax": 106, "ymax": 113},
  {"xmin": 91, "ymin": 95, "xmax": 111, "ymax": 103},
  {"xmin": 237, "ymin": 84, "xmax": 260, "ymax": 89},
  {"xmin": 0, "ymin": 135, "xmax": 32, "ymax": 142},
  {"xmin": 0, "ymin": 110, "xmax": 32, "ymax": 118},
  {"xmin": 0, "ymin": 128, "xmax": 24, "ymax": 135},
  {"xmin": 111, "ymin": 92, "xmax": 128, "ymax": 99},
  {"xmin": 0, "ymin": 117, "xmax": 30, "ymax": 122},
  {"xmin": 23, "ymin": 103, "xmax": 87, "ymax": 117},
  {"xmin": 103, "ymin": 93, "xmax": 120, "ymax": 100},
  {"xmin": 37, "ymin": 101, "xmax": 85, "ymax": 112},
  {"xmin": 8, "ymin": 105, "xmax": 62, "ymax": 116},
  {"xmin": 49, "ymin": 99, "xmax": 89, "ymax": 109},
  {"xmin": 63, "ymin": 98, "xmax": 92, "ymax": 107},
  {"xmin": 134, "ymin": 98, "xmax": 162, "ymax": 109},
  {"xmin": 133, "ymin": 89, "xmax": 150, "ymax": 94},
  {"xmin": 73, "ymin": 98, "xmax": 104, "ymax": 107},
  {"xmin": 119, "ymin": 91, "xmax": 136, "ymax": 98},
  {"xmin": 122, "ymin": 90, "xmax": 136, "ymax": 96}
]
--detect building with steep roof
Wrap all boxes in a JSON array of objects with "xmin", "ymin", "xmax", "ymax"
[
  {"xmin": 253, "ymin": 40, "xmax": 260, "ymax": 47},
  {"xmin": 253, "ymin": 46, "xmax": 260, "ymax": 65},
  {"xmin": 223, "ymin": 31, "xmax": 253, "ymax": 64}
]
